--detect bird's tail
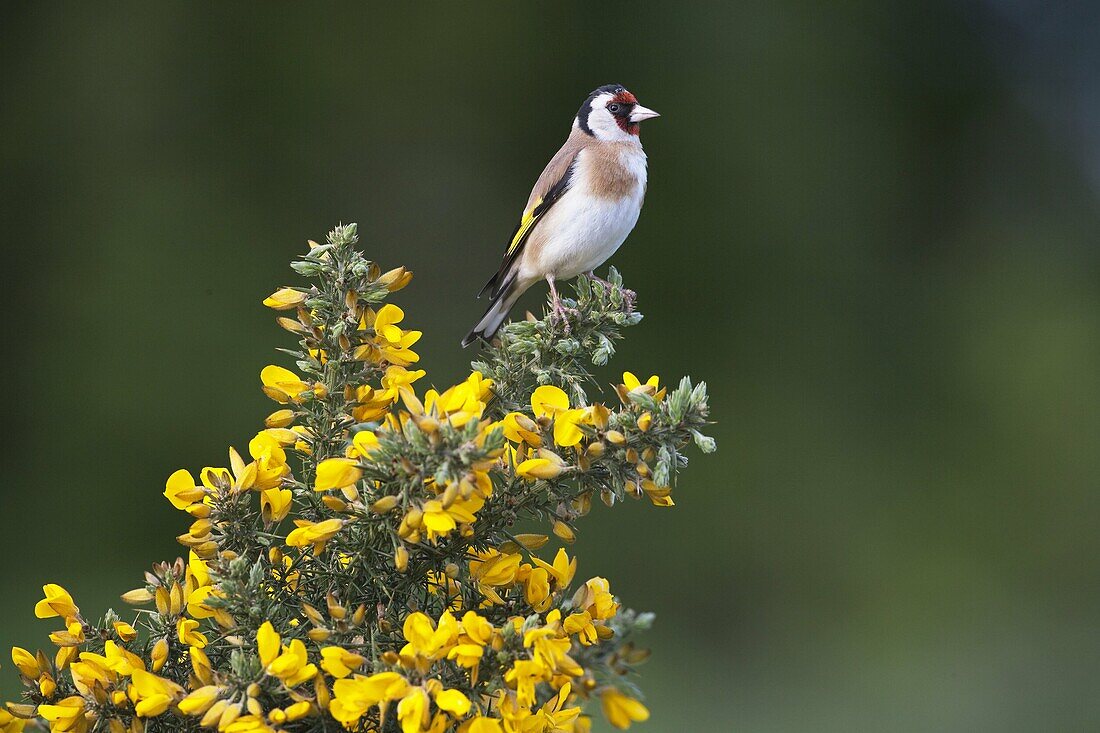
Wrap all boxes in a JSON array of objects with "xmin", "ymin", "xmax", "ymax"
[{"xmin": 462, "ymin": 275, "xmax": 526, "ymax": 348}]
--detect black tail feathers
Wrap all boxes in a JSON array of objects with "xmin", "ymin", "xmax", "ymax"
[{"xmin": 462, "ymin": 275, "xmax": 522, "ymax": 348}]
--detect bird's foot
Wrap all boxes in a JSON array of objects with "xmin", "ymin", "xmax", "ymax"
[
  {"xmin": 585, "ymin": 271, "xmax": 614, "ymax": 290},
  {"xmin": 585, "ymin": 271, "xmax": 635, "ymax": 311},
  {"xmin": 621, "ymin": 288, "xmax": 637, "ymax": 312},
  {"xmin": 550, "ymin": 299, "xmax": 574, "ymax": 333}
]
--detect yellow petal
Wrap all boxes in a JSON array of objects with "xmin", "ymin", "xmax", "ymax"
[
  {"xmin": 531, "ymin": 385, "xmax": 569, "ymax": 418},
  {"xmin": 433, "ymin": 688, "xmax": 471, "ymax": 717},
  {"xmin": 553, "ymin": 410, "xmax": 586, "ymax": 447},
  {"xmin": 374, "ymin": 303, "xmax": 404, "ymax": 329},
  {"xmin": 314, "ymin": 458, "xmax": 363, "ymax": 492},
  {"xmin": 516, "ymin": 458, "xmax": 562, "ymax": 481},
  {"xmin": 622, "ymin": 372, "xmax": 641, "ymax": 391},
  {"xmin": 467, "ymin": 717, "xmax": 504, "ymax": 733},
  {"xmin": 352, "ymin": 430, "xmax": 380, "ymax": 456},
  {"xmin": 257, "ymin": 621, "xmax": 280, "ymax": 668}
]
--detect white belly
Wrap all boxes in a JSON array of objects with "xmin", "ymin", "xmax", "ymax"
[
  {"xmin": 522, "ymin": 147, "xmax": 647, "ymax": 281},
  {"xmin": 526, "ymin": 191, "xmax": 642, "ymax": 279}
]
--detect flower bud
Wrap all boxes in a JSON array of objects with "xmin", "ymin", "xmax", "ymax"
[
  {"xmin": 200, "ymin": 700, "xmax": 229, "ymax": 728},
  {"xmin": 440, "ymin": 482, "xmax": 460, "ymax": 508},
  {"xmin": 378, "ymin": 267, "xmax": 413, "ymax": 292},
  {"xmin": 38, "ymin": 674, "xmax": 55, "ymax": 698},
  {"xmin": 322, "ymin": 496, "xmax": 347, "ymax": 512},
  {"xmin": 169, "ymin": 583, "xmax": 184, "ymax": 616},
  {"xmin": 314, "ymin": 675, "xmax": 331, "ymax": 709},
  {"xmin": 263, "ymin": 288, "xmax": 307, "ymax": 311},
  {"xmin": 54, "ymin": 646, "xmax": 76, "ymax": 672},
  {"xmin": 151, "ymin": 638, "xmax": 169, "ymax": 672},
  {"xmin": 300, "ymin": 604, "xmax": 323, "ymax": 626},
  {"xmin": 10, "ymin": 648, "xmax": 39, "ymax": 679},
  {"xmin": 552, "ymin": 521, "xmax": 576, "ymax": 543},
  {"xmin": 112, "ymin": 621, "xmax": 138, "ymax": 642},
  {"xmin": 265, "ymin": 409, "xmax": 296, "ymax": 428},
  {"xmin": 195, "ymin": 541, "xmax": 219, "ymax": 558},
  {"xmin": 121, "ymin": 588, "xmax": 154, "ymax": 605},
  {"xmin": 219, "ymin": 702, "xmax": 243, "ymax": 728},
  {"xmin": 276, "ymin": 317, "xmax": 310, "ymax": 334},
  {"xmin": 370, "ymin": 495, "xmax": 399, "ymax": 514},
  {"xmin": 403, "ymin": 507, "xmax": 423, "ymax": 529},
  {"xmin": 189, "ymin": 519, "xmax": 212, "ymax": 538},
  {"xmin": 326, "ymin": 593, "xmax": 346, "ymax": 620},
  {"xmin": 185, "ymin": 503, "xmax": 211, "ymax": 518},
  {"xmin": 394, "ymin": 545, "xmax": 409, "ymax": 573},
  {"xmin": 308, "ymin": 628, "xmax": 332, "ymax": 642},
  {"xmin": 7, "ymin": 703, "xmax": 37, "ymax": 719}
]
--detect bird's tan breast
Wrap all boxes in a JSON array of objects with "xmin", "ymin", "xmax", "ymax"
[{"xmin": 580, "ymin": 142, "xmax": 647, "ymax": 200}]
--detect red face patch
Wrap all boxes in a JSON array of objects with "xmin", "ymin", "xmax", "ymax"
[{"xmin": 609, "ymin": 91, "xmax": 641, "ymax": 135}]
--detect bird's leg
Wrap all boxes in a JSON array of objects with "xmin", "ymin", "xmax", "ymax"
[
  {"xmin": 585, "ymin": 270, "xmax": 613, "ymax": 289},
  {"xmin": 545, "ymin": 274, "xmax": 571, "ymax": 331},
  {"xmin": 586, "ymin": 270, "xmax": 636, "ymax": 312}
]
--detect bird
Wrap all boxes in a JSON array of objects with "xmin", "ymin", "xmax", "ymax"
[{"xmin": 461, "ymin": 84, "xmax": 659, "ymax": 347}]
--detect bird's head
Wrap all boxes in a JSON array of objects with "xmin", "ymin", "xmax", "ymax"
[{"xmin": 575, "ymin": 84, "xmax": 660, "ymax": 141}]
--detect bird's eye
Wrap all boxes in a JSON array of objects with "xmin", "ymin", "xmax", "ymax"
[{"xmin": 608, "ymin": 103, "xmax": 621, "ymax": 113}]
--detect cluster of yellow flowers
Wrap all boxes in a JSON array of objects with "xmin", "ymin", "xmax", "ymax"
[{"xmin": 5, "ymin": 224, "xmax": 713, "ymax": 733}]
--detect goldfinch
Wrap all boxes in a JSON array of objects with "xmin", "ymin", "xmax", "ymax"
[{"xmin": 462, "ymin": 84, "xmax": 659, "ymax": 347}]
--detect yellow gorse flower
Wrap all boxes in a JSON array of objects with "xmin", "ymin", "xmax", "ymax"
[
  {"xmin": 600, "ymin": 689, "xmax": 650, "ymax": 730},
  {"xmin": 319, "ymin": 646, "xmax": 366, "ymax": 678},
  {"xmin": 34, "ymin": 585, "xmax": 79, "ymax": 621},
  {"xmin": 313, "ymin": 457, "xmax": 362, "ymax": 492},
  {"xmin": 37, "ymin": 695, "xmax": 87, "ymax": 732},
  {"xmin": 285, "ymin": 518, "xmax": 344, "ymax": 554},
  {"xmin": 356, "ymin": 303, "xmax": 422, "ymax": 366},
  {"xmin": 260, "ymin": 364, "xmax": 312, "ymax": 404}
]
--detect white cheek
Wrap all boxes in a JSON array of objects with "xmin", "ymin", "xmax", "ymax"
[{"xmin": 587, "ymin": 109, "xmax": 634, "ymax": 142}]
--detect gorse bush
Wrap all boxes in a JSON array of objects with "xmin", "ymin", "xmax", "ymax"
[{"xmin": 4, "ymin": 224, "xmax": 715, "ymax": 733}]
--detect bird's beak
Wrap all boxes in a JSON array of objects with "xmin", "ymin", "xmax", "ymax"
[{"xmin": 629, "ymin": 104, "xmax": 661, "ymax": 122}]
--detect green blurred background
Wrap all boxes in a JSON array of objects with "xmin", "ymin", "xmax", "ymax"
[{"xmin": 2, "ymin": 2, "xmax": 1099, "ymax": 731}]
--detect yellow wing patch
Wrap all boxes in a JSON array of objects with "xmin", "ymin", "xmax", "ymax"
[{"xmin": 506, "ymin": 197, "xmax": 544, "ymax": 256}]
